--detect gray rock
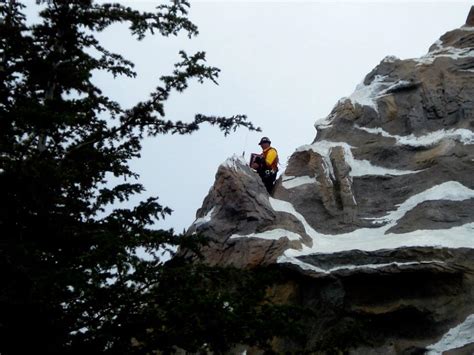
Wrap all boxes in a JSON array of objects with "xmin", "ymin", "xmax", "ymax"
[
  {"xmin": 466, "ymin": 5, "xmax": 474, "ymax": 26},
  {"xmin": 387, "ymin": 199, "xmax": 474, "ymax": 234},
  {"xmin": 180, "ymin": 156, "xmax": 312, "ymax": 268},
  {"xmin": 183, "ymin": 7, "xmax": 474, "ymax": 353}
]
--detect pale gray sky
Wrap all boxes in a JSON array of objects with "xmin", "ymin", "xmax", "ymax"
[
  {"xmin": 102, "ymin": 1, "xmax": 473, "ymax": 233},
  {"xmin": 25, "ymin": 1, "xmax": 474, "ymax": 232}
]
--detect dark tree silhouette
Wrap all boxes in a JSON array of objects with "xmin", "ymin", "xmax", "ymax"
[{"xmin": 0, "ymin": 2, "xmax": 316, "ymax": 354}]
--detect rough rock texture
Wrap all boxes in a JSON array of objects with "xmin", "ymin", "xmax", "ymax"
[
  {"xmin": 387, "ymin": 199, "xmax": 474, "ymax": 234},
  {"xmin": 268, "ymin": 248, "xmax": 474, "ymax": 354},
  {"xmin": 181, "ymin": 157, "xmax": 312, "ymax": 268},
  {"xmin": 182, "ymin": 8, "xmax": 474, "ymax": 354},
  {"xmin": 274, "ymin": 21, "xmax": 474, "ymax": 234}
]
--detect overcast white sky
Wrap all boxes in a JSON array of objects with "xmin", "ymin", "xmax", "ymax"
[
  {"xmin": 26, "ymin": 1, "xmax": 474, "ymax": 232},
  {"xmin": 99, "ymin": 1, "xmax": 473, "ymax": 233}
]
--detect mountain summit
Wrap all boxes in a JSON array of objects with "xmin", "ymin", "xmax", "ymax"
[{"xmin": 184, "ymin": 7, "xmax": 474, "ymax": 354}]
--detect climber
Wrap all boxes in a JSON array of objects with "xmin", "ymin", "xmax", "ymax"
[{"xmin": 250, "ymin": 137, "xmax": 279, "ymax": 193}]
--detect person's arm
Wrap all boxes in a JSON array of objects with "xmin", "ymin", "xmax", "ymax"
[
  {"xmin": 265, "ymin": 149, "xmax": 277, "ymax": 168},
  {"xmin": 251, "ymin": 155, "xmax": 264, "ymax": 170},
  {"xmin": 250, "ymin": 161, "xmax": 260, "ymax": 169}
]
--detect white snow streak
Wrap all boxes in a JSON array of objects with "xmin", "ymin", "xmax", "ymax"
[
  {"xmin": 379, "ymin": 80, "xmax": 413, "ymax": 95},
  {"xmin": 325, "ymin": 260, "xmax": 445, "ymax": 273},
  {"xmin": 277, "ymin": 254, "xmax": 326, "ymax": 273},
  {"xmin": 192, "ymin": 207, "xmax": 215, "ymax": 228},
  {"xmin": 230, "ymin": 228, "xmax": 301, "ymax": 242},
  {"xmin": 314, "ymin": 114, "xmax": 335, "ymax": 130},
  {"xmin": 356, "ymin": 126, "xmax": 474, "ymax": 147},
  {"xmin": 276, "ymin": 257, "xmax": 446, "ymax": 275},
  {"xmin": 426, "ymin": 314, "xmax": 474, "ymax": 354},
  {"xmin": 314, "ymin": 74, "xmax": 409, "ymax": 128},
  {"xmin": 222, "ymin": 154, "xmax": 251, "ymax": 173},
  {"xmin": 297, "ymin": 140, "xmax": 418, "ymax": 177},
  {"xmin": 346, "ymin": 76, "xmax": 414, "ymax": 112},
  {"xmin": 348, "ymin": 75, "xmax": 387, "ymax": 111},
  {"xmin": 254, "ymin": 181, "xmax": 474, "ymax": 271},
  {"xmin": 270, "ymin": 198, "xmax": 319, "ymax": 239},
  {"xmin": 415, "ymin": 44, "xmax": 474, "ymax": 65},
  {"xmin": 282, "ymin": 175, "xmax": 318, "ymax": 189},
  {"xmin": 382, "ymin": 181, "xmax": 474, "ymax": 222}
]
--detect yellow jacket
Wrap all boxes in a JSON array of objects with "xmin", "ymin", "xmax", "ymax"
[{"xmin": 262, "ymin": 147, "xmax": 278, "ymax": 172}]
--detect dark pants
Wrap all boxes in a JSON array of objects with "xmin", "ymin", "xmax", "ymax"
[{"xmin": 259, "ymin": 170, "xmax": 277, "ymax": 194}]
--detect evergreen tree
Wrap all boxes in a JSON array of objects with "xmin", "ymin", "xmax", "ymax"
[{"xmin": 0, "ymin": 1, "xmax": 310, "ymax": 353}]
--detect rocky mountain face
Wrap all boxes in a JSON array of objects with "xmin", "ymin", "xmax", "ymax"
[{"xmin": 183, "ymin": 8, "xmax": 474, "ymax": 354}]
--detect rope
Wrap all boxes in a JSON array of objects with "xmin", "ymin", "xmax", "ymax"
[{"xmin": 242, "ymin": 129, "xmax": 249, "ymax": 158}]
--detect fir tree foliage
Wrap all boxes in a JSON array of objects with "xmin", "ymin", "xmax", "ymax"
[{"xmin": 0, "ymin": 1, "xmax": 283, "ymax": 353}]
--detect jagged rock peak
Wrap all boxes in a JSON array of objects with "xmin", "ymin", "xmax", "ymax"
[
  {"xmin": 184, "ymin": 11, "xmax": 474, "ymax": 353},
  {"xmin": 181, "ymin": 154, "xmax": 312, "ymax": 268},
  {"xmin": 466, "ymin": 5, "xmax": 474, "ymax": 26},
  {"xmin": 219, "ymin": 154, "xmax": 249, "ymax": 171}
]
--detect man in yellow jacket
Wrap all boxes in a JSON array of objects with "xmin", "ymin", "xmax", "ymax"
[{"xmin": 251, "ymin": 137, "xmax": 279, "ymax": 193}]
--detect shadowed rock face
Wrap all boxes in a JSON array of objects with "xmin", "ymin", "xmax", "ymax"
[
  {"xmin": 269, "ymin": 247, "xmax": 474, "ymax": 354},
  {"xmin": 182, "ymin": 8, "xmax": 474, "ymax": 354},
  {"xmin": 182, "ymin": 157, "xmax": 312, "ymax": 268}
]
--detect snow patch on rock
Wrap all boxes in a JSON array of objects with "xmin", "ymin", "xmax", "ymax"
[
  {"xmin": 356, "ymin": 125, "xmax": 474, "ymax": 147},
  {"xmin": 415, "ymin": 45, "xmax": 474, "ymax": 65},
  {"xmin": 426, "ymin": 314, "xmax": 474, "ymax": 354},
  {"xmin": 345, "ymin": 75, "xmax": 414, "ymax": 112},
  {"xmin": 230, "ymin": 228, "xmax": 302, "ymax": 242},
  {"xmin": 222, "ymin": 154, "xmax": 251, "ymax": 172},
  {"xmin": 297, "ymin": 140, "xmax": 419, "ymax": 177},
  {"xmin": 277, "ymin": 255, "xmax": 446, "ymax": 275},
  {"xmin": 282, "ymin": 175, "xmax": 318, "ymax": 189},
  {"xmin": 269, "ymin": 198, "xmax": 319, "ymax": 239},
  {"xmin": 262, "ymin": 181, "xmax": 474, "ymax": 272},
  {"xmin": 192, "ymin": 207, "xmax": 215, "ymax": 228},
  {"xmin": 373, "ymin": 181, "xmax": 474, "ymax": 226},
  {"xmin": 348, "ymin": 75, "xmax": 387, "ymax": 111}
]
